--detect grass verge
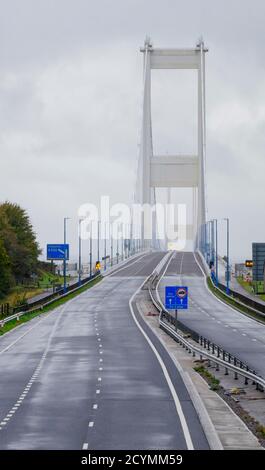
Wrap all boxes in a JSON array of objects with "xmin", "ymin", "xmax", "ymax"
[
  {"xmin": 207, "ymin": 277, "xmax": 265, "ymax": 325},
  {"xmin": 0, "ymin": 275, "xmax": 102, "ymax": 337},
  {"xmin": 193, "ymin": 365, "xmax": 220, "ymax": 391}
]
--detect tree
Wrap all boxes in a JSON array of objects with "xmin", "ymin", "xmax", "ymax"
[
  {"xmin": 0, "ymin": 202, "xmax": 41, "ymax": 283},
  {"xmin": 0, "ymin": 239, "xmax": 12, "ymax": 298}
]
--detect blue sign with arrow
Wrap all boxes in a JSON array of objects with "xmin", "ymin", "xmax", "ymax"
[
  {"xmin": 47, "ymin": 244, "xmax": 69, "ymax": 260},
  {"xmin": 165, "ymin": 286, "xmax": 188, "ymax": 310}
]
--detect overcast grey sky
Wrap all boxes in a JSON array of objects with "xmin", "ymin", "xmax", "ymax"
[{"xmin": 0, "ymin": 0, "xmax": 265, "ymax": 262}]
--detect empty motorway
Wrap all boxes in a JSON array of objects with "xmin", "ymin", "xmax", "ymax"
[
  {"xmin": 0, "ymin": 251, "xmax": 209, "ymax": 450},
  {"xmin": 159, "ymin": 251, "xmax": 265, "ymax": 378}
]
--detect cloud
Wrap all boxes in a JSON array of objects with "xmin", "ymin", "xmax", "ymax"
[{"xmin": 0, "ymin": 0, "xmax": 265, "ymax": 261}]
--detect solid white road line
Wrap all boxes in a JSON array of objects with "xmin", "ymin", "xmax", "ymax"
[
  {"xmin": 129, "ymin": 274, "xmax": 194, "ymax": 450},
  {"xmin": 108, "ymin": 253, "xmax": 149, "ymax": 277}
]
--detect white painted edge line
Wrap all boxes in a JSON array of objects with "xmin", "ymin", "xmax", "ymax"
[
  {"xmin": 107, "ymin": 252, "xmax": 150, "ymax": 277},
  {"xmin": 194, "ymin": 252, "xmax": 264, "ymax": 334},
  {"xmin": 151, "ymin": 251, "xmax": 222, "ymax": 450},
  {"xmin": 102, "ymin": 250, "xmax": 148, "ymax": 277},
  {"xmin": 0, "ymin": 268, "xmax": 103, "ymax": 353},
  {"xmin": 129, "ymin": 267, "xmax": 194, "ymax": 451},
  {"xmin": 0, "ymin": 310, "xmax": 53, "ymax": 355},
  {"xmin": 138, "ymin": 303, "xmax": 223, "ymax": 450}
]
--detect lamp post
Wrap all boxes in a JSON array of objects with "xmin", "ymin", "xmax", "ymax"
[
  {"xmin": 116, "ymin": 233, "xmax": 119, "ymax": 265},
  {"xmin": 223, "ymin": 218, "xmax": 230, "ymax": 295},
  {"xmin": 211, "ymin": 219, "xmax": 215, "ymax": 265},
  {"xmin": 211, "ymin": 219, "xmax": 218, "ymax": 285},
  {"xmin": 89, "ymin": 221, "xmax": 92, "ymax": 278},
  {"xmin": 110, "ymin": 222, "xmax": 113, "ymax": 267},
  {"xmin": 97, "ymin": 219, "xmax": 101, "ymax": 265},
  {"xmin": 121, "ymin": 223, "xmax": 124, "ymax": 260},
  {"xmin": 63, "ymin": 217, "xmax": 70, "ymax": 294},
  {"xmin": 104, "ymin": 221, "xmax": 107, "ymax": 271},
  {"xmin": 78, "ymin": 218, "xmax": 84, "ymax": 286}
]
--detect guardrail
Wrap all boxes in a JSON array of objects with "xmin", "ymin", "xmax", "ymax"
[
  {"xmin": 146, "ymin": 256, "xmax": 265, "ymax": 392},
  {"xmin": 196, "ymin": 250, "xmax": 265, "ymax": 319},
  {"xmin": 0, "ymin": 272, "xmax": 101, "ymax": 328},
  {"xmin": 213, "ymin": 279, "xmax": 265, "ymax": 318}
]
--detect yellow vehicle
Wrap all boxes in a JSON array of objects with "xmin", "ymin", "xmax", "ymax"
[{"xmin": 95, "ymin": 261, "xmax": 101, "ymax": 271}]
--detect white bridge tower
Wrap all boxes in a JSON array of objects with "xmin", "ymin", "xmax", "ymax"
[{"xmin": 135, "ymin": 38, "xmax": 207, "ymax": 250}]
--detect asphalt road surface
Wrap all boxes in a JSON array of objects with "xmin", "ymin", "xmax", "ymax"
[
  {"xmin": 159, "ymin": 251, "xmax": 265, "ymax": 378},
  {"xmin": 0, "ymin": 251, "xmax": 208, "ymax": 450}
]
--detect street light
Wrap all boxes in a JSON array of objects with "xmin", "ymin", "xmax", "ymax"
[
  {"xmin": 78, "ymin": 218, "xmax": 85, "ymax": 286},
  {"xmin": 97, "ymin": 219, "xmax": 101, "ymax": 265},
  {"xmin": 223, "ymin": 218, "xmax": 230, "ymax": 295},
  {"xmin": 211, "ymin": 219, "xmax": 218, "ymax": 285},
  {"xmin": 104, "ymin": 221, "xmax": 107, "ymax": 271},
  {"xmin": 121, "ymin": 223, "xmax": 124, "ymax": 260},
  {"xmin": 63, "ymin": 217, "xmax": 70, "ymax": 294},
  {"xmin": 89, "ymin": 221, "xmax": 92, "ymax": 278},
  {"xmin": 110, "ymin": 221, "xmax": 113, "ymax": 267}
]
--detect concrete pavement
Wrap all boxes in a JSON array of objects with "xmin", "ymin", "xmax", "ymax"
[{"xmin": 0, "ymin": 251, "xmax": 209, "ymax": 450}]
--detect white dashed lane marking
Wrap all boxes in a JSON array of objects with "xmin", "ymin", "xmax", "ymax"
[
  {"xmin": 88, "ymin": 422, "xmax": 94, "ymax": 428},
  {"xmin": 83, "ymin": 443, "xmax": 89, "ymax": 450},
  {"xmin": 93, "ymin": 404, "xmax": 98, "ymax": 410}
]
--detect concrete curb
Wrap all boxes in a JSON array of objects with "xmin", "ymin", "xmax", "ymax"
[{"xmin": 165, "ymin": 348, "xmax": 223, "ymax": 450}]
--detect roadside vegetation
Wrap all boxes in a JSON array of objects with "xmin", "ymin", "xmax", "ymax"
[
  {"xmin": 236, "ymin": 277, "xmax": 265, "ymax": 301},
  {"xmin": 193, "ymin": 365, "xmax": 220, "ymax": 391},
  {"xmin": 0, "ymin": 202, "xmax": 40, "ymax": 299},
  {"xmin": 0, "ymin": 202, "xmax": 73, "ymax": 309}
]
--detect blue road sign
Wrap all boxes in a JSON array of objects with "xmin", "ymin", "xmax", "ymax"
[
  {"xmin": 47, "ymin": 244, "xmax": 69, "ymax": 260},
  {"xmin": 165, "ymin": 286, "xmax": 188, "ymax": 310}
]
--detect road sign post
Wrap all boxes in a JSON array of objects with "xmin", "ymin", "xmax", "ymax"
[{"xmin": 47, "ymin": 243, "xmax": 70, "ymax": 293}]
